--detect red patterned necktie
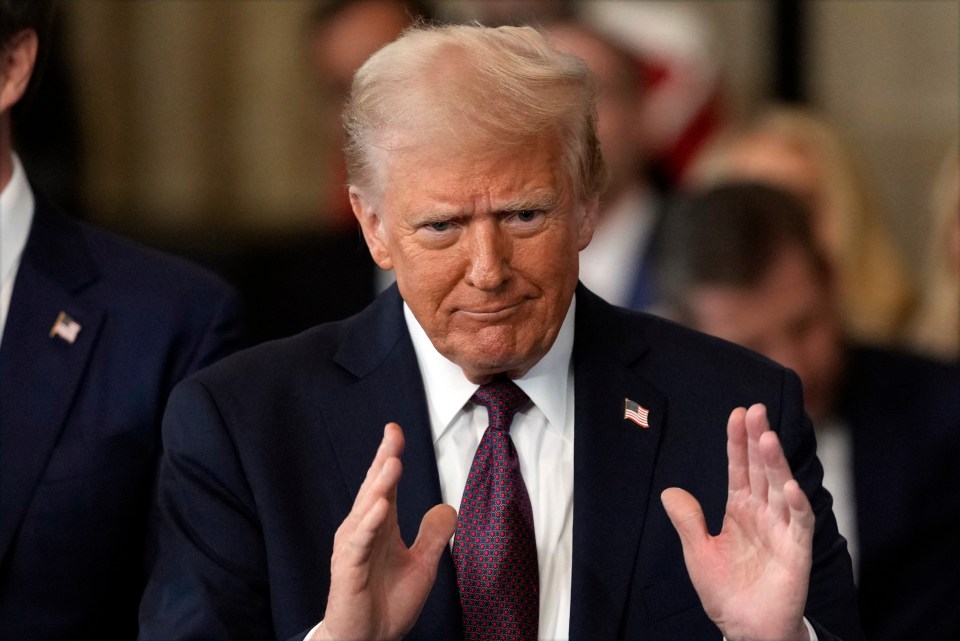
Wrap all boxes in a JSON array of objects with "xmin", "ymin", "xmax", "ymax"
[{"xmin": 453, "ymin": 377, "xmax": 539, "ymax": 641}]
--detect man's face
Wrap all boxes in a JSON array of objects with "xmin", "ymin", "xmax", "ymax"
[
  {"xmin": 683, "ymin": 246, "xmax": 843, "ymax": 422},
  {"xmin": 352, "ymin": 135, "xmax": 597, "ymax": 383}
]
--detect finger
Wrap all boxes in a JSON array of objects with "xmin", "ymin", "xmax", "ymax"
[
  {"xmin": 661, "ymin": 487, "xmax": 709, "ymax": 550},
  {"xmin": 726, "ymin": 406, "xmax": 749, "ymax": 494},
  {"xmin": 745, "ymin": 403, "xmax": 770, "ymax": 500},
  {"xmin": 758, "ymin": 429, "xmax": 794, "ymax": 487},
  {"xmin": 344, "ymin": 456, "xmax": 404, "ymax": 563},
  {"xmin": 353, "ymin": 423, "xmax": 405, "ymax": 516},
  {"xmin": 758, "ymin": 430, "xmax": 791, "ymax": 517},
  {"xmin": 411, "ymin": 504, "xmax": 458, "ymax": 567},
  {"xmin": 783, "ymin": 479, "xmax": 815, "ymax": 545}
]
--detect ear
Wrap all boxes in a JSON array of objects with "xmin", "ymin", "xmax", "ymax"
[
  {"xmin": 350, "ymin": 186, "xmax": 394, "ymax": 270},
  {"xmin": 576, "ymin": 196, "xmax": 600, "ymax": 251},
  {"xmin": 0, "ymin": 30, "xmax": 39, "ymax": 113}
]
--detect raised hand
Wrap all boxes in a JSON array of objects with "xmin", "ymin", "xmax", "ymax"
[
  {"xmin": 661, "ymin": 404, "xmax": 814, "ymax": 641},
  {"xmin": 315, "ymin": 423, "xmax": 458, "ymax": 641}
]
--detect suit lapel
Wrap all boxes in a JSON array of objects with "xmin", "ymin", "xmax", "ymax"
[
  {"xmin": 0, "ymin": 202, "xmax": 104, "ymax": 565},
  {"xmin": 327, "ymin": 286, "xmax": 462, "ymax": 640},
  {"xmin": 569, "ymin": 287, "xmax": 666, "ymax": 641}
]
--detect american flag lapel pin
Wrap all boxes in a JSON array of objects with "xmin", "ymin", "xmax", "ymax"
[
  {"xmin": 49, "ymin": 311, "xmax": 81, "ymax": 344},
  {"xmin": 624, "ymin": 398, "xmax": 650, "ymax": 428}
]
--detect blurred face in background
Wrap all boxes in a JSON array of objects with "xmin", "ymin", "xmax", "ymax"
[
  {"xmin": 683, "ymin": 244, "xmax": 844, "ymax": 423},
  {"xmin": 308, "ymin": 0, "xmax": 411, "ymax": 99},
  {"xmin": 546, "ymin": 24, "xmax": 642, "ymax": 209}
]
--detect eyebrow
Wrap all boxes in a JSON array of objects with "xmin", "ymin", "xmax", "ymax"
[
  {"xmin": 413, "ymin": 189, "xmax": 561, "ymax": 223},
  {"xmin": 496, "ymin": 189, "xmax": 559, "ymax": 213}
]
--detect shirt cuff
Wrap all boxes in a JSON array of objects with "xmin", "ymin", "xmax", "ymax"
[{"xmin": 721, "ymin": 618, "xmax": 818, "ymax": 641}]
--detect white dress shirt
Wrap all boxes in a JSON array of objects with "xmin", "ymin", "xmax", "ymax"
[
  {"xmin": 815, "ymin": 419, "xmax": 858, "ymax": 577},
  {"xmin": 0, "ymin": 153, "xmax": 35, "ymax": 340},
  {"xmin": 405, "ymin": 297, "xmax": 576, "ymax": 641}
]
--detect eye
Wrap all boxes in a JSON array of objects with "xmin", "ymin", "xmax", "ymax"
[
  {"xmin": 427, "ymin": 220, "xmax": 452, "ymax": 232},
  {"xmin": 515, "ymin": 209, "xmax": 539, "ymax": 223}
]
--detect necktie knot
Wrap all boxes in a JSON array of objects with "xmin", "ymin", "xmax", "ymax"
[{"xmin": 471, "ymin": 377, "xmax": 530, "ymax": 432}]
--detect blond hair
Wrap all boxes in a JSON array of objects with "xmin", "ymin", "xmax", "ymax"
[
  {"xmin": 342, "ymin": 23, "xmax": 606, "ymax": 204},
  {"xmin": 909, "ymin": 142, "xmax": 960, "ymax": 360}
]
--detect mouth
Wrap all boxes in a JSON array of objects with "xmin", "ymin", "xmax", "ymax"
[{"xmin": 456, "ymin": 300, "xmax": 526, "ymax": 321}]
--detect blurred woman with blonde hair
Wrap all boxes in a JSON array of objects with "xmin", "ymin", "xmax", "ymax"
[
  {"xmin": 688, "ymin": 105, "xmax": 916, "ymax": 344},
  {"xmin": 909, "ymin": 142, "xmax": 959, "ymax": 361}
]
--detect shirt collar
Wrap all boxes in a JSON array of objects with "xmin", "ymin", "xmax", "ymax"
[
  {"xmin": 1, "ymin": 153, "xmax": 35, "ymax": 284},
  {"xmin": 404, "ymin": 294, "xmax": 576, "ymax": 443}
]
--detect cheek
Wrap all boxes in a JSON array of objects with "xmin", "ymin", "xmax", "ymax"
[{"xmin": 393, "ymin": 249, "xmax": 463, "ymax": 307}]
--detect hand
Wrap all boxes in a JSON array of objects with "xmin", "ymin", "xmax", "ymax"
[
  {"xmin": 315, "ymin": 423, "xmax": 458, "ymax": 641},
  {"xmin": 661, "ymin": 404, "xmax": 813, "ymax": 641}
]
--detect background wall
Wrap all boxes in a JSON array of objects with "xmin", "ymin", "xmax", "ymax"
[{"xmin": 46, "ymin": 0, "xmax": 959, "ymax": 276}]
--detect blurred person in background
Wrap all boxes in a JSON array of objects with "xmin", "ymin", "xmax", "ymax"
[
  {"xmin": 233, "ymin": 0, "xmax": 436, "ymax": 343},
  {"xmin": 653, "ymin": 181, "xmax": 960, "ymax": 641},
  {"xmin": 688, "ymin": 105, "xmax": 916, "ymax": 346},
  {"xmin": 306, "ymin": 0, "xmax": 436, "ymax": 231},
  {"xmin": 0, "ymin": 1, "xmax": 243, "ymax": 638},
  {"xmin": 577, "ymin": 0, "xmax": 726, "ymax": 192},
  {"xmin": 545, "ymin": 19, "xmax": 663, "ymax": 310},
  {"xmin": 908, "ymin": 141, "xmax": 959, "ymax": 362}
]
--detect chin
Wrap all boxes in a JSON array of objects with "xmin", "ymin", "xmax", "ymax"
[{"xmin": 461, "ymin": 347, "xmax": 543, "ymax": 383}]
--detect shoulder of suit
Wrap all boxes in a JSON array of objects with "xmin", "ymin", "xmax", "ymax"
[
  {"xmin": 189, "ymin": 316, "xmax": 352, "ymax": 383},
  {"xmin": 76, "ymin": 220, "xmax": 235, "ymax": 300}
]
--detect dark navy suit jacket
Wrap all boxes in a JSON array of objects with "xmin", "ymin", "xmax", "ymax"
[
  {"xmin": 0, "ymin": 194, "xmax": 243, "ymax": 639},
  {"xmin": 837, "ymin": 345, "xmax": 960, "ymax": 641},
  {"xmin": 140, "ymin": 285, "xmax": 863, "ymax": 641}
]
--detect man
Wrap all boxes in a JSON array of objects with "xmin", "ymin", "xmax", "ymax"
[
  {"xmin": 652, "ymin": 181, "xmax": 960, "ymax": 641},
  {"xmin": 140, "ymin": 25, "xmax": 862, "ymax": 641},
  {"xmin": 0, "ymin": 2, "xmax": 243, "ymax": 638}
]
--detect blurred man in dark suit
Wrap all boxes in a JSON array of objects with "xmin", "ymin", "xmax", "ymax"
[
  {"xmin": 653, "ymin": 181, "xmax": 960, "ymax": 641},
  {"xmin": 0, "ymin": 2, "xmax": 243, "ymax": 638}
]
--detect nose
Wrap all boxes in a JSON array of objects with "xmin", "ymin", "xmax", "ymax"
[{"xmin": 465, "ymin": 220, "xmax": 511, "ymax": 291}]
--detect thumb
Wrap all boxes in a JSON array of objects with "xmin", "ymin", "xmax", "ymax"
[
  {"xmin": 661, "ymin": 487, "xmax": 708, "ymax": 549},
  {"xmin": 411, "ymin": 504, "xmax": 458, "ymax": 563}
]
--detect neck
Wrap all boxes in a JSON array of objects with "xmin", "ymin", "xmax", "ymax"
[{"xmin": 0, "ymin": 119, "xmax": 14, "ymax": 191}]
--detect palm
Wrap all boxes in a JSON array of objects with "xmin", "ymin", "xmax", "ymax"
[
  {"xmin": 662, "ymin": 404, "xmax": 813, "ymax": 641},
  {"xmin": 320, "ymin": 424, "xmax": 457, "ymax": 641}
]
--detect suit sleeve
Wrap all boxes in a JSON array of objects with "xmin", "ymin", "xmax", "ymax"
[
  {"xmin": 138, "ymin": 378, "xmax": 275, "ymax": 641},
  {"xmin": 775, "ymin": 369, "xmax": 865, "ymax": 641}
]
